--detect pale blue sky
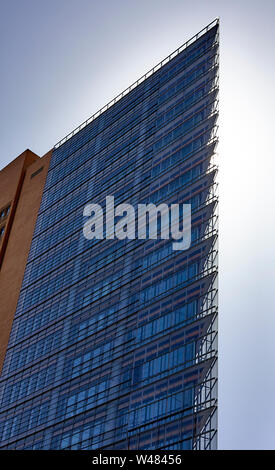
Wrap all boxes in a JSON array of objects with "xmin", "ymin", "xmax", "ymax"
[{"xmin": 1, "ymin": 0, "xmax": 275, "ymax": 449}]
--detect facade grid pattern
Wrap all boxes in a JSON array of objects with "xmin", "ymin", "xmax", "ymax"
[{"xmin": 0, "ymin": 22, "xmax": 219, "ymax": 450}]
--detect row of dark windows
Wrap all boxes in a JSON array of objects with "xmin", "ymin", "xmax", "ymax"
[
  {"xmin": 23, "ymin": 139, "xmax": 216, "ymax": 288},
  {"xmin": 0, "ymin": 333, "xmax": 215, "ymax": 444},
  {"xmin": 27, "ymin": 127, "xmax": 215, "ymax": 264},
  {"xmin": 18, "ymin": 174, "xmax": 216, "ymax": 316}
]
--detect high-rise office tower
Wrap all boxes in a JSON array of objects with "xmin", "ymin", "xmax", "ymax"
[{"xmin": 0, "ymin": 20, "xmax": 219, "ymax": 450}]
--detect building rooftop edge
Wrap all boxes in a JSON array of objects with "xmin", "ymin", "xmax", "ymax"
[
  {"xmin": 0, "ymin": 148, "xmax": 53, "ymax": 173},
  {"xmin": 54, "ymin": 18, "xmax": 219, "ymax": 150}
]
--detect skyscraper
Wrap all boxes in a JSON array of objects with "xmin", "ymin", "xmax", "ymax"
[{"xmin": 0, "ymin": 19, "xmax": 219, "ymax": 450}]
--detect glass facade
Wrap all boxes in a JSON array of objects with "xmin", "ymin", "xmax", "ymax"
[{"xmin": 0, "ymin": 21, "xmax": 219, "ymax": 450}]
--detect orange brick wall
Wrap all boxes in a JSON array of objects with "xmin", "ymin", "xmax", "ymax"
[{"xmin": 0, "ymin": 149, "xmax": 52, "ymax": 373}]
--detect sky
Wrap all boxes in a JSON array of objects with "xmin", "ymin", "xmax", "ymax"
[{"xmin": 1, "ymin": 0, "xmax": 275, "ymax": 450}]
